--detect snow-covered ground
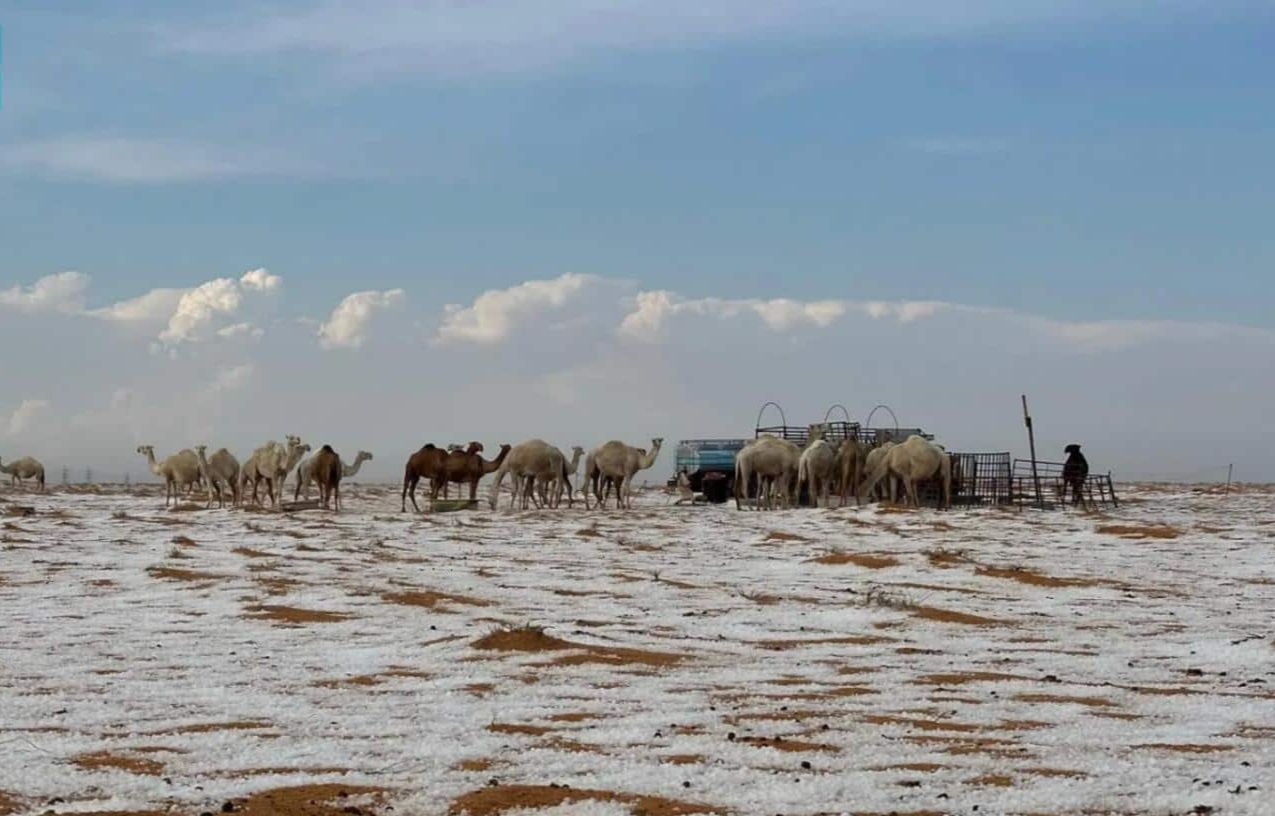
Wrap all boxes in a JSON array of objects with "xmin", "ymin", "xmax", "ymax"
[{"xmin": 1, "ymin": 483, "xmax": 1272, "ymax": 816}]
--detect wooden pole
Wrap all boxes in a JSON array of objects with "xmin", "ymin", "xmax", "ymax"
[
  {"xmin": 1225, "ymin": 463, "xmax": 1233, "ymax": 496},
  {"xmin": 1022, "ymin": 395, "xmax": 1043, "ymax": 508}
]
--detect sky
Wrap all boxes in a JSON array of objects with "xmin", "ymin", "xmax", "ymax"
[{"xmin": 2, "ymin": 1, "xmax": 1274, "ymax": 483}]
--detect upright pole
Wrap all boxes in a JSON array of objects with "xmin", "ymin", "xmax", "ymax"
[
  {"xmin": 1225, "ymin": 463, "xmax": 1233, "ymax": 496},
  {"xmin": 1022, "ymin": 395, "xmax": 1043, "ymax": 508}
]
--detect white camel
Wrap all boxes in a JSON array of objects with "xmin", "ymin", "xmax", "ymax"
[
  {"xmin": 294, "ymin": 450, "xmax": 372, "ymax": 501},
  {"xmin": 137, "ymin": 445, "xmax": 202, "ymax": 507},
  {"xmin": 584, "ymin": 438, "xmax": 662, "ymax": 509},
  {"xmin": 194, "ymin": 445, "xmax": 241, "ymax": 509},
  {"xmin": 860, "ymin": 441, "xmax": 897, "ymax": 503},
  {"xmin": 242, "ymin": 435, "xmax": 309, "ymax": 509},
  {"xmin": 734, "ymin": 436, "xmax": 800, "ymax": 511},
  {"xmin": 488, "ymin": 439, "xmax": 566, "ymax": 511},
  {"xmin": 555, "ymin": 445, "xmax": 586, "ymax": 507},
  {"xmin": 0, "ymin": 456, "xmax": 46, "ymax": 492},
  {"xmin": 860, "ymin": 435, "xmax": 952, "ymax": 509},
  {"xmin": 836, "ymin": 436, "xmax": 868, "ymax": 506},
  {"xmin": 797, "ymin": 439, "xmax": 838, "ymax": 509}
]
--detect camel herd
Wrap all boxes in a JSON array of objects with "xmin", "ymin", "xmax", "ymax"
[
  {"xmin": 4, "ymin": 427, "xmax": 954, "ymax": 512},
  {"xmin": 402, "ymin": 437, "xmax": 663, "ymax": 512},
  {"xmin": 133, "ymin": 437, "xmax": 371, "ymax": 511},
  {"xmin": 740, "ymin": 428, "xmax": 954, "ymax": 511}
]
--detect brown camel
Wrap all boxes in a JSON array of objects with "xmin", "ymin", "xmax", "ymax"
[
  {"xmin": 402, "ymin": 444, "xmax": 447, "ymax": 512},
  {"xmin": 430, "ymin": 442, "xmax": 508, "ymax": 503},
  {"xmin": 311, "ymin": 444, "xmax": 343, "ymax": 512}
]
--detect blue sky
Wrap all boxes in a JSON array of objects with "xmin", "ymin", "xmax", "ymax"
[{"xmin": 2, "ymin": 2, "xmax": 1274, "ymax": 481}]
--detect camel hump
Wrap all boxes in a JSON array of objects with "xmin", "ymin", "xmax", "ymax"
[{"xmin": 321, "ymin": 444, "xmax": 335, "ymax": 453}]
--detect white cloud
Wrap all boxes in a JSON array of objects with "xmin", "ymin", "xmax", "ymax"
[
  {"xmin": 618, "ymin": 291, "xmax": 946, "ymax": 342},
  {"xmin": 0, "ymin": 271, "xmax": 90, "ymax": 314},
  {"xmin": 91, "ymin": 288, "xmax": 187, "ymax": 325},
  {"xmin": 239, "ymin": 268, "xmax": 282, "ymax": 292},
  {"xmin": 217, "ymin": 322, "xmax": 265, "ymax": 341},
  {"xmin": 6, "ymin": 399, "xmax": 51, "ymax": 436},
  {"xmin": 163, "ymin": 1, "xmax": 1238, "ymax": 79},
  {"xmin": 0, "ymin": 137, "xmax": 318, "ymax": 184},
  {"xmin": 208, "ymin": 364, "xmax": 254, "ymax": 395},
  {"xmin": 858, "ymin": 300, "xmax": 951, "ymax": 323},
  {"xmin": 435, "ymin": 273, "xmax": 599, "ymax": 346},
  {"xmin": 156, "ymin": 269, "xmax": 282, "ymax": 347},
  {"xmin": 318, "ymin": 289, "xmax": 406, "ymax": 349}
]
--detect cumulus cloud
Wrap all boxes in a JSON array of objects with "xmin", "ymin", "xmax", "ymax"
[
  {"xmin": 318, "ymin": 289, "xmax": 406, "ymax": 349},
  {"xmin": 435, "ymin": 273, "xmax": 600, "ymax": 345},
  {"xmin": 156, "ymin": 269, "xmax": 281, "ymax": 347},
  {"xmin": 240, "ymin": 268, "xmax": 282, "ymax": 292},
  {"xmin": 0, "ymin": 272, "xmax": 90, "ymax": 314},
  {"xmin": 91, "ymin": 287, "xmax": 188, "ymax": 325},
  {"xmin": 3, "ymin": 269, "xmax": 282, "ymax": 350},
  {"xmin": 618, "ymin": 292, "xmax": 945, "ymax": 342},
  {"xmin": 6, "ymin": 399, "xmax": 52, "ymax": 436}
]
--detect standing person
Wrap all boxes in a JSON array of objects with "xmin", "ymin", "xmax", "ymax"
[{"xmin": 1062, "ymin": 444, "xmax": 1089, "ymax": 506}]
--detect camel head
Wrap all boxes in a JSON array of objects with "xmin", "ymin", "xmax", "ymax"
[
  {"xmin": 572, "ymin": 446, "xmax": 585, "ymax": 456},
  {"xmin": 285, "ymin": 434, "xmax": 302, "ymax": 447},
  {"xmin": 446, "ymin": 443, "xmax": 463, "ymax": 453},
  {"xmin": 195, "ymin": 444, "xmax": 207, "ymax": 456},
  {"xmin": 354, "ymin": 451, "xmax": 373, "ymax": 465},
  {"xmin": 466, "ymin": 441, "xmax": 484, "ymax": 454},
  {"xmin": 137, "ymin": 445, "xmax": 153, "ymax": 456},
  {"xmin": 1065, "ymin": 444, "xmax": 1082, "ymax": 455}
]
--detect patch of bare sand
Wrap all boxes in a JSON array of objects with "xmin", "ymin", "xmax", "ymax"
[
  {"xmin": 763, "ymin": 530, "xmax": 809, "ymax": 542},
  {"xmin": 865, "ymin": 715, "xmax": 980, "ymax": 733},
  {"xmin": 382, "ymin": 590, "xmax": 492, "ymax": 611},
  {"xmin": 244, "ymin": 605, "xmax": 353, "ymax": 624},
  {"xmin": 546, "ymin": 712, "xmax": 604, "ymax": 722},
  {"xmin": 487, "ymin": 723, "xmax": 552, "ymax": 736},
  {"xmin": 812, "ymin": 551, "xmax": 900, "ymax": 568},
  {"xmin": 72, "ymin": 750, "xmax": 166, "ymax": 775},
  {"xmin": 966, "ymin": 774, "xmax": 1014, "ymax": 787},
  {"xmin": 1013, "ymin": 693, "xmax": 1117, "ymax": 708},
  {"xmin": 448, "ymin": 784, "xmax": 722, "ymax": 815},
  {"xmin": 754, "ymin": 635, "xmax": 892, "ymax": 650},
  {"xmin": 473, "ymin": 626, "xmax": 686, "ymax": 668},
  {"xmin": 662, "ymin": 754, "xmax": 704, "ymax": 766},
  {"xmin": 0, "ymin": 791, "xmax": 22, "ymax": 816},
  {"xmin": 738, "ymin": 735, "xmax": 839, "ymax": 753},
  {"xmin": 873, "ymin": 763, "xmax": 951, "ymax": 773},
  {"xmin": 1096, "ymin": 523, "xmax": 1182, "ymax": 540},
  {"xmin": 916, "ymin": 671, "xmax": 1027, "ymax": 686},
  {"xmin": 910, "ymin": 606, "xmax": 1005, "ymax": 626},
  {"xmin": 146, "ymin": 566, "xmax": 224, "ymax": 583},
  {"xmin": 974, "ymin": 565, "xmax": 1113, "ymax": 589},
  {"xmin": 227, "ymin": 784, "xmax": 384, "ymax": 816},
  {"xmin": 1133, "ymin": 743, "xmax": 1235, "ymax": 753},
  {"xmin": 454, "ymin": 758, "xmax": 495, "ymax": 772}
]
